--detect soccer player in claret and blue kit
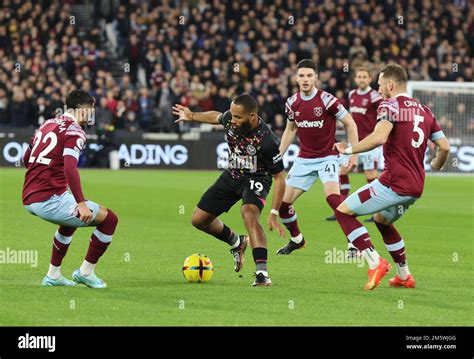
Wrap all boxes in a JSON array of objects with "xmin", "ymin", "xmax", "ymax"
[
  {"xmin": 327, "ymin": 67, "xmax": 384, "ymax": 228},
  {"xmin": 276, "ymin": 59, "xmax": 359, "ymax": 254},
  {"xmin": 333, "ymin": 64, "xmax": 450, "ymax": 290},
  {"xmin": 22, "ymin": 90, "xmax": 119, "ymax": 289}
]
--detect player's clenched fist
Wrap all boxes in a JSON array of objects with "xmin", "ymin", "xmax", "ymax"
[{"xmin": 172, "ymin": 104, "xmax": 193, "ymax": 122}]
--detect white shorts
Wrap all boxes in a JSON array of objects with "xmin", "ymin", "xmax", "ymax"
[
  {"xmin": 24, "ymin": 191, "xmax": 100, "ymax": 228},
  {"xmin": 344, "ymin": 179, "xmax": 418, "ymax": 223},
  {"xmin": 286, "ymin": 155, "xmax": 339, "ymax": 191}
]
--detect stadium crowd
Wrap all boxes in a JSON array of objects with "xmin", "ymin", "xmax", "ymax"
[{"xmin": 0, "ymin": 0, "xmax": 472, "ymax": 135}]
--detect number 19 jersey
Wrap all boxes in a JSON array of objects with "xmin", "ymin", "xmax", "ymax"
[
  {"xmin": 22, "ymin": 113, "xmax": 87, "ymax": 205},
  {"xmin": 377, "ymin": 94, "xmax": 445, "ymax": 198}
]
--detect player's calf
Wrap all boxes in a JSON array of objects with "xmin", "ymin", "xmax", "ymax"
[
  {"xmin": 374, "ymin": 217, "xmax": 414, "ymax": 287},
  {"xmin": 277, "ymin": 202, "xmax": 304, "ymax": 253},
  {"xmin": 339, "ymin": 174, "xmax": 351, "ymax": 200},
  {"xmin": 241, "ymin": 205, "xmax": 272, "ymax": 286},
  {"xmin": 74, "ymin": 207, "xmax": 118, "ymax": 288},
  {"xmin": 42, "ymin": 226, "xmax": 76, "ymax": 286},
  {"xmin": 334, "ymin": 206, "xmax": 391, "ymax": 289}
]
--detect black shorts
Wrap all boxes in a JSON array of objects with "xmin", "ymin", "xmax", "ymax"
[{"xmin": 197, "ymin": 171, "xmax": 272, "ymax": 217}]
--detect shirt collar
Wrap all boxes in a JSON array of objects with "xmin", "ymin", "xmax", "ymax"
[
  {"xmin": 356, "ymin": 86, "xmax": 371, "ymax": 95},
  {"xmin": 62, "ymin": 111, "xmax": 77, "ymax": 122},
  {"xmin": 395, "ymin": 92, "xmax": 410, "ymax": 98},
  {"xmin": 300, "ymin": 88, "xmax": 318, "ymax": 101}
]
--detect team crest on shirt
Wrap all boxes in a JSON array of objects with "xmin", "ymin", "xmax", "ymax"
[
  {"xmin": 246, "ymin": 144, "xmax": 257, "ymax": 155},
  {"xmin": 362, "ymin": 99, "xmax": 369, "ymax": 106},
  {"xmin": 313, "ymin": 107, "xmax": 323, "ymax": 117}
]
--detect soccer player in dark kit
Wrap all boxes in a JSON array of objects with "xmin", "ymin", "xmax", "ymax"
[{"xmin": 172, "ymin": 94, "xmax": 286, "ymax": 286}]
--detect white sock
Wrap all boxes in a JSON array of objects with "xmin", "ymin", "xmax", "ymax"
[
  {"xmin": 396, "ymin": 262, "xmax": 410, "ymax": 280},
  {"xmin": 230, "ymin": 234, "xmax": 240, "ymax": 249},
  {"xmin": 47, "ymin": 264, "xmax": 61, "ymax": 279},
  {"xmin": 80, "ymin": 260, "xmax": 96, "ymax": 276},
  {"xmin": 291, "ymin": 233, "xmax": 303, "ymax": 244},
  {"xmin": 256, "ymin": 270, "xmax": 268, "ymax": 277},
  {"xmin": 362, "ymin": 248, "xmax": 380, "ymax": 269}
]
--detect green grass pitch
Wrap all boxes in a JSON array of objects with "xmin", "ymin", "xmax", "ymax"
[{"xmin": 0, "ymin": 168, "xmax": 472, "ymax": 326}]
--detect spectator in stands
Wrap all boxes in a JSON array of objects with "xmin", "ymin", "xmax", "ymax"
[
  {"xmin": 0, "ymin": 0, "xmax": 472, "ymax": 136},
  {"xmin": 10, "ymin": 89, "xmax": 30, "ymax": 127},
  {"xmin": 137, "ymin": 87, "xmax": 155, "ymax": 131},
  {"xmin": 0, "ymin": 88, "xmax": 9, "ymax": 125}
]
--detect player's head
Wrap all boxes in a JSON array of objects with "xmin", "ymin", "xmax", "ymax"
[
  {"xmin": 230, "ymin": 94, "xmax": 259, "ymax": 133},
  {"xmin": 296, "ymin": 59, "xmax": 318, "ymax": 94},
  {"xmin": 354, "ymin": 67, "xmax": 371, "ymax": 90},
  {"xmin": 378, "ymin": 64, "xmax": 408, "ymax": 99},
  {"xmin": 65, "ymin": 90, "xmax": 95, "ymax": 127}
]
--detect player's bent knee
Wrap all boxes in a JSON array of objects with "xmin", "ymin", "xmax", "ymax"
[
  {"xmin": 190, "ymin": 209, "xmax": 212, "ymax": 230},
  {"xmin": 106, "ymin": 209, "xmax": 119, "ymax": 229},
  {"xmin": 191, "ymin": 216, "xmax": 205, "ymax": 230},
  {"xmin": 374, "ymin": 212, "xmax": 391, "ymax": 225},
  {"xmin": 336, "ymin": 202, "xmax": 353, "ymax": 215},
  {"xmin": 92, "ymin": 205, "xmax": 109, "ymax": 225},
  {"xmin": 241, "ymin": 209, "xmax": 260, "ymax": 227}
]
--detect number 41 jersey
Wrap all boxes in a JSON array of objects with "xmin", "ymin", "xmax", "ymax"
[
  {"xmin": 22, "ymin": 113, "xmax": 87, "ymax": 205},
  {"xmin": 377, "ymin": 94, "xmax": 445, "ymax": 198}
]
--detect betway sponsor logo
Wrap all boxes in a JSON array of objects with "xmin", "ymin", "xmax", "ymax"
[
  {"xmin": 295, "ymin": 120, "xmax": 324, "ymax": 128},
  {"xmin": 350, "ymin": 106, "xmax": 368, "ymax": 115}
]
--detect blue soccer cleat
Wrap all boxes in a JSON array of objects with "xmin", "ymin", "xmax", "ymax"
[
  {"xmin": 42, "ymin": 275, "xmax": 76, "ymax": 287},
  {"xmin": 72, "ymin": 269, "xmax": 107, "ymax": 289}
]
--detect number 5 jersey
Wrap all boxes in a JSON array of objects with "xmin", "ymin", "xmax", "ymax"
[{"xmin": 376, "ymin": 93, "xmax": 445, "ymax": 198}]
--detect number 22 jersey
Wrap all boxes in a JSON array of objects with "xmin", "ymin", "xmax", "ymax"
[{"xmin": 22, "ymin": 113, "xmax": 87, "ymax": 205}]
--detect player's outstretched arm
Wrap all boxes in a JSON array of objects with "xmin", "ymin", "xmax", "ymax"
[
  {"xmin": 340, "ymin": 113, "xmax": 359, "ymax": 148},
  {"xmin": 172, "ymin": 104, "xmax": 221, "ymax": 124},
  {"xmin": 431, "ymin": 137, "xmax": 450, "ymax": 171},
  {"xmin": 279, "ymin": 120, "xmax": 297, "ymax": 155},
  {"xmin": 339, "ymin": 113, "xmax": 359, "ymax": 168},
  {"xmin": 267, "ymin": 171, "xmax": 286, "ymax": 237},
  {"xmin": 335, "ymin": 120, "xmax": 393, "ymax": 155},
  {"xmin": 64, "ymin": 156, "xmax": 93, "ymax": 223}
]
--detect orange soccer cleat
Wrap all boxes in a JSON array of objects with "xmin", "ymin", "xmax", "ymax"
[
  {"xmin": 389, "ymin": 274, "xmax": 416, "ymax": 288},
  {"xmin": 364, "ymin": 257, "xmax": 391, "ymax": 290}
]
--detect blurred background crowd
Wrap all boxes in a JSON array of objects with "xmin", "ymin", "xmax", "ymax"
[{"xmin": 0, "ymin": 0, "xmax": 472, "ymax": 137}]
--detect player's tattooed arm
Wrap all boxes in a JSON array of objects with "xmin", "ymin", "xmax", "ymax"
[
  {"xmin": 172, "ymin": 104, "xmax": 221, "ymax": 124},
  {"xmin": 335, "ymin": 120, "xmax": 393, "ymax": 155},
  {"xmin": 267, "ymin": 170, "xmax": 286, "ymax": 237},
  {"xmin": 431, "ymin": 137, "xmax": 450, "ymax": 171},
  {"xmin": 278, "ymin": 120, "xmax": 297, "ymax": 155}
]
